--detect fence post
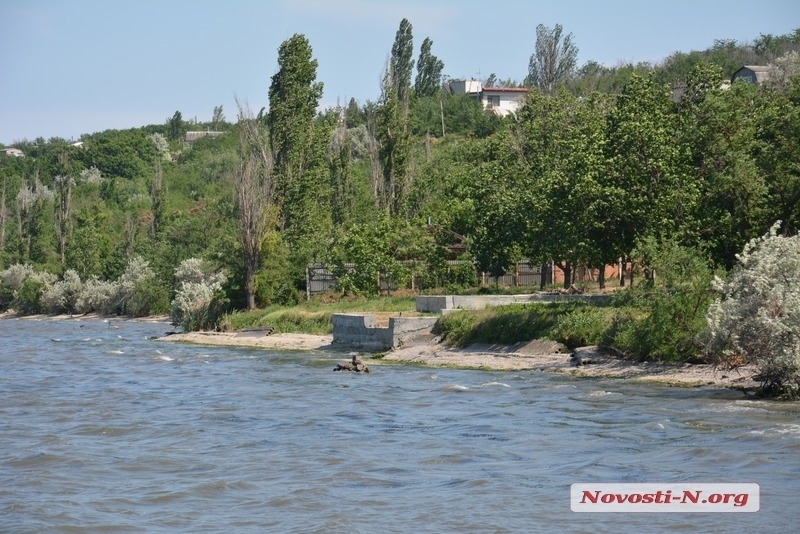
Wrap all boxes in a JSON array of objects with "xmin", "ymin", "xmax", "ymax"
[{"xmin": 306, "ymin": 266, "xmax": 311, "ymax": 301}]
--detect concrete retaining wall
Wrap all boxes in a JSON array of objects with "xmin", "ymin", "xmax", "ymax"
[
  {"xmin": 416, "ymin": 293, "xmax": 610, "ymax": 313},
  {"xmin": 332, "ymin": 314, "xmax": 438, "ymax": 352}
]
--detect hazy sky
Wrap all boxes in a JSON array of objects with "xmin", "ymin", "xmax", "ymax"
[{"xmin": 1, "ymin": 0, "xmax": 798, "ymax": 144}]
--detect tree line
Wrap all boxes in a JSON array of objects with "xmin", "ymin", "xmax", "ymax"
[{"xmin": 1, "ymin": 22, "xmax": 798, "ymax": 319}]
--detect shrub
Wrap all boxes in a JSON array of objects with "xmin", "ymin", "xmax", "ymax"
[
  {"xmin": 171, "ymin": 258, "xmax": 227, "ymax": 330},
  {"xmin": 76, "ymin": 276, "xmax": 118, "ymax": 315},
  {"xmin": 704, "ymin": 223, "xmax": 800, "ymax": 398},
  {"xmin": 14, "ymin": 278, "xmax": 46, "ymax": 315},
  {"xmin": 114, "ymin": 257, "xmax": 169, "ymax": 317},
  {"xmin": 608, "ymin": 237, "xmax": 715, "ymax": 362},
  {"xmin": 41, "ymin": 270, "xmax": 83, "ymax": 314},
  {"xmin": 551, "ymin": 307, "xmax": 610, "ymax": 349},
  {"xmin": 0, "ymin": 263, "xmax": 35, "ymax": 292}
]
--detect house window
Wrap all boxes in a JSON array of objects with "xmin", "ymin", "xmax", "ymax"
[{"xmin": 487, "ymin": 95, "xmax": 500, "ymax": 107}]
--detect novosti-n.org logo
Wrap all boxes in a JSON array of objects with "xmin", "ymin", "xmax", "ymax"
[{"xmin": 571, "ymin": 483, "xmax": 759, "ymax": 512}]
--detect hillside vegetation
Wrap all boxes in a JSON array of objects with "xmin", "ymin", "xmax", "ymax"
[{"xmin": 2, "ymin": 24, "xmax": 799, "ymax": 396}]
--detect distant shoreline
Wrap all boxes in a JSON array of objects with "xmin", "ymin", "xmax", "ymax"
[
  {"xmin": 161, "ymin": 330, "xmax": 759, "ymax": 392},
  {"xmin": 1, "ymin": 310, "xmax": 758, "ymax": 392}
]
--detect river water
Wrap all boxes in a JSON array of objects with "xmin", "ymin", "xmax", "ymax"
[{"xmin": 1, "ymin": 317, "xmax": 798, "ymax": 533}]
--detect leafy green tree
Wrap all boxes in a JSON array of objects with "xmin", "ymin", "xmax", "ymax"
[
  {"xmin": 166, "ymin": 111, "xmax": 186, "ymax": 142},
  {"xmin": 212, "ymin": 105, "xmax": 226, "ymax": 130},
  {"xmin": 678, "ymin": 67, "xmax": 770, "ymax": 268},
  {"xmin": 376, "ymin": 78, "xmax": 411, "ymax": 216},
  {"xmin": 53, "ymin": 174, "xmax": 74, "ymax": 265},
  {"xmin": 327, "ymin": 217, "xmax": 429, "ymax": 295},
  {"xmin": 465, "ymin": 134, "xmax": 526, "ymax": 280},
  {"xmin": 603, "ymin": 74, "xmax": 694, "ymax": 278},
  {"xmin": 755, "ymin": 77, "xmax": 800, "ymax": 235},
  {"xmin": 526, "ymin": 23, "xmax": 579, "ymax": 94},
  {"xmin": 513, "ymin": 90, "xmax": 611, "ymax": 287},
  {"xmin": 344, "ymin": 97, "xmax": 366, "ymax": 128},
  {"xmin": 414, "ymin": 37, "xmax": 444, "ymax": 98},
  {"xmin": 66, "ymin": 205, "xmax": 113, "ymax": 279},
  {"xmin": 374, "ymin": 19, "xmax": 417, "ymax": 217},
  {"xmin": 329, "ymin": 115, "xmax": 353, "ymax": 226},
  {"xmin": 84, "ymin": 129, "xmax": 155, "ymax": 181}
]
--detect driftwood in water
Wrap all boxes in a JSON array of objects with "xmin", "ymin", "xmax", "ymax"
[{"xmin": 334, "ymin": 355, "xmax": 370, "ymax": 373}]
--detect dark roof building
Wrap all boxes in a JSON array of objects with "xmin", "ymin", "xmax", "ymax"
[{"xmin": 731, "ymin": 66, "xmax": 770, "ymax": 84}]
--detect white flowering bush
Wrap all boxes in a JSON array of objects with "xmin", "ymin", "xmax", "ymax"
[
  {"xmin": 41, "ymin": 270, "xmax": 83, "ymax": 314},
  {"xmin": 80, "ymin": 166, "xmax": 103, "ymax": 184},
  {"xmin": 149, "ymin": 132, "xmax": 171, "ymax": 161},
  {"xmin": 113, "ymin": 256, "xmax": 169, "ymax": 317},
  {"xmin": 174, "ymin": 257, "xmax": 226, "ymax": 287},
  {"xmin": 171, "ymin": 258, "xmax": 227, "ymax": 331},
  {"xmin": 704, "ymin": 222, "xmax": 800, "ymax": 398},
  {"xmin": 1, "ymin": 263, "xmax": 35, "ymax": 292},
  {"xmin": 76, "ymin": 276, "xmax": 118, "ymax": 315}
]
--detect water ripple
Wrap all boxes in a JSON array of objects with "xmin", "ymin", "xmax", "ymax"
[{"xmin": 2, "ymin": 318, "xmax": 799, "ymax": 532}]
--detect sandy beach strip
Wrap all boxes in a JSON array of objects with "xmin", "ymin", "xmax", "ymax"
[{"xmin": 159, "ymin": 331, "xmax": 758, "ymax": 390}]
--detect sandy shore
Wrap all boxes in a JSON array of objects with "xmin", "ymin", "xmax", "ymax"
[
  {"xmin": 159, "ymin": 330, "xmax": 758, "ymax": 390},
  {"xmin": 1, "ymin": 311, "xmax": 757, "ymax": 390}
]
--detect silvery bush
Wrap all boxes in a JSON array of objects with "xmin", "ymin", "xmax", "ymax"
[
  {"xmin": 41, "ymin": 269, "xmax": 83, "ymax": 314},
  {"xmin": 76, "ymin": 276, "xmax": 118, "ymax": 315},
  {"xmin": 114, "ymin": 256, "xmax": 163, "ymax": 316},
  {"xmin": 0, "ymin": 263, "xmax": 35, "ymax": 292},
  {"xmin": 704, "ymin": 222, "xmax": 800, "ymax": 397},
  {"xmin": 171, "ymin": 258, "xmax": 227, "ymax": 331}
]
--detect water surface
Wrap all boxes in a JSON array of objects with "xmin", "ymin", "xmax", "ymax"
[{"xmin": 2, "ymin": 317, "xmax": 798, "ymax": 533}]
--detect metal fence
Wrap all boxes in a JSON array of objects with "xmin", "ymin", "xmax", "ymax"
[{"xmin": 306, "ymin": 261, "xmax": 544, "ymax": 298}]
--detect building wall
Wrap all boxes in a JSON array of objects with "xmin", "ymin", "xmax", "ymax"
[{"xmin": 481, "ymin": 90, "xmax": 527, "ymax": 116}]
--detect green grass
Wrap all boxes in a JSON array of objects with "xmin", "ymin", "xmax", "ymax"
[
  {"xmin": 433, "ymin": 301, "xmax": 613, "ymax": 348},
  {"xmin": 218, "ymin": 295, "xmax": 418, "ymax": 334}
]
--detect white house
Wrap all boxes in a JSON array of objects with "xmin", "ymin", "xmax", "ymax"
[
  {"xmin": 447, "ymin": 79, "xmax": 528, "ymax": 117},
  {"xmin": 480, "ymin": 86, "xmax": 529, "ymax": 116},
  {"xmin": 1, "ymin": 147, "xmax": 24, "ymax": 157}
]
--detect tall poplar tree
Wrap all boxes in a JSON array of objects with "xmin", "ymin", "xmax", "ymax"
[
  {"xmin": 390, "ymin": 18, "xmax": 414, "ymax": 111},
  {"xmin": 267, "ymin": 33, "xmax": 325, "ymax": 235},
  {"xmin": 376, "ymin": 19, "xmax": 414, "ymax": 216},
  {"xmin": 414, "ymin": 37, "xmax": 444, "ymax": 98}
]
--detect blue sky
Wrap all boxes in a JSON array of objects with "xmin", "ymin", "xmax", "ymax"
[{"xmin": 1, "ymin": 0, "xmax": 798, "ymax": 144}]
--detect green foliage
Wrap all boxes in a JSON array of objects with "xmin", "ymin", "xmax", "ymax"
[
  {"xmin": 267, "ymin": 33, "xmax": 325, "ymax": 208},
  {"xmin": 14, "ymin": 277, "xmax": 45, "ymax": 315},
  {"xmin": 551, "ymin": 306, "xmax": 611, "ymax": 348},
  {"xmin": 390, "ymin": 18, "xmax": 415, "ymax": 104},
  {"xmin": 83, "ymin": 129, "xmax": 156, "ymax": 180},
  {"xmin": 409, "ymin": 93, "xmax": 502, "ymax": 138},
  {"xmin": 166, "ymin": 111, "xmax": 186, "ymax": 142},
  {"xmin": 526, "ymin": 23, "xmax": 579, "ymax": 94},
  {"xmin": 220, "ymin": 295, "xmax": 416, "ymax": 334},
  {"xmin": 2, "ymin": 28, "xmax": 799, "ymax": 331},
  {"xmin": 327, "ymin": 217, "xmax": 429, "ymax": 296},
  {"xmin": 414, "ymin": 37, "xmax": 444, "ymax": 98},
  {"xmin": 254, "ymin": 232, "xmax": 299, "ymax": 307},
  {"xmin": 704, "ymin": 223, "xmax": 800, "ymax": 398},
  {"xmin": 607, "ymin": 237, "xmax": 715, "ymax": 362},
  {"xmin": 434, "ymin": 302, "xmax": 594, "ymax": 347}
]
